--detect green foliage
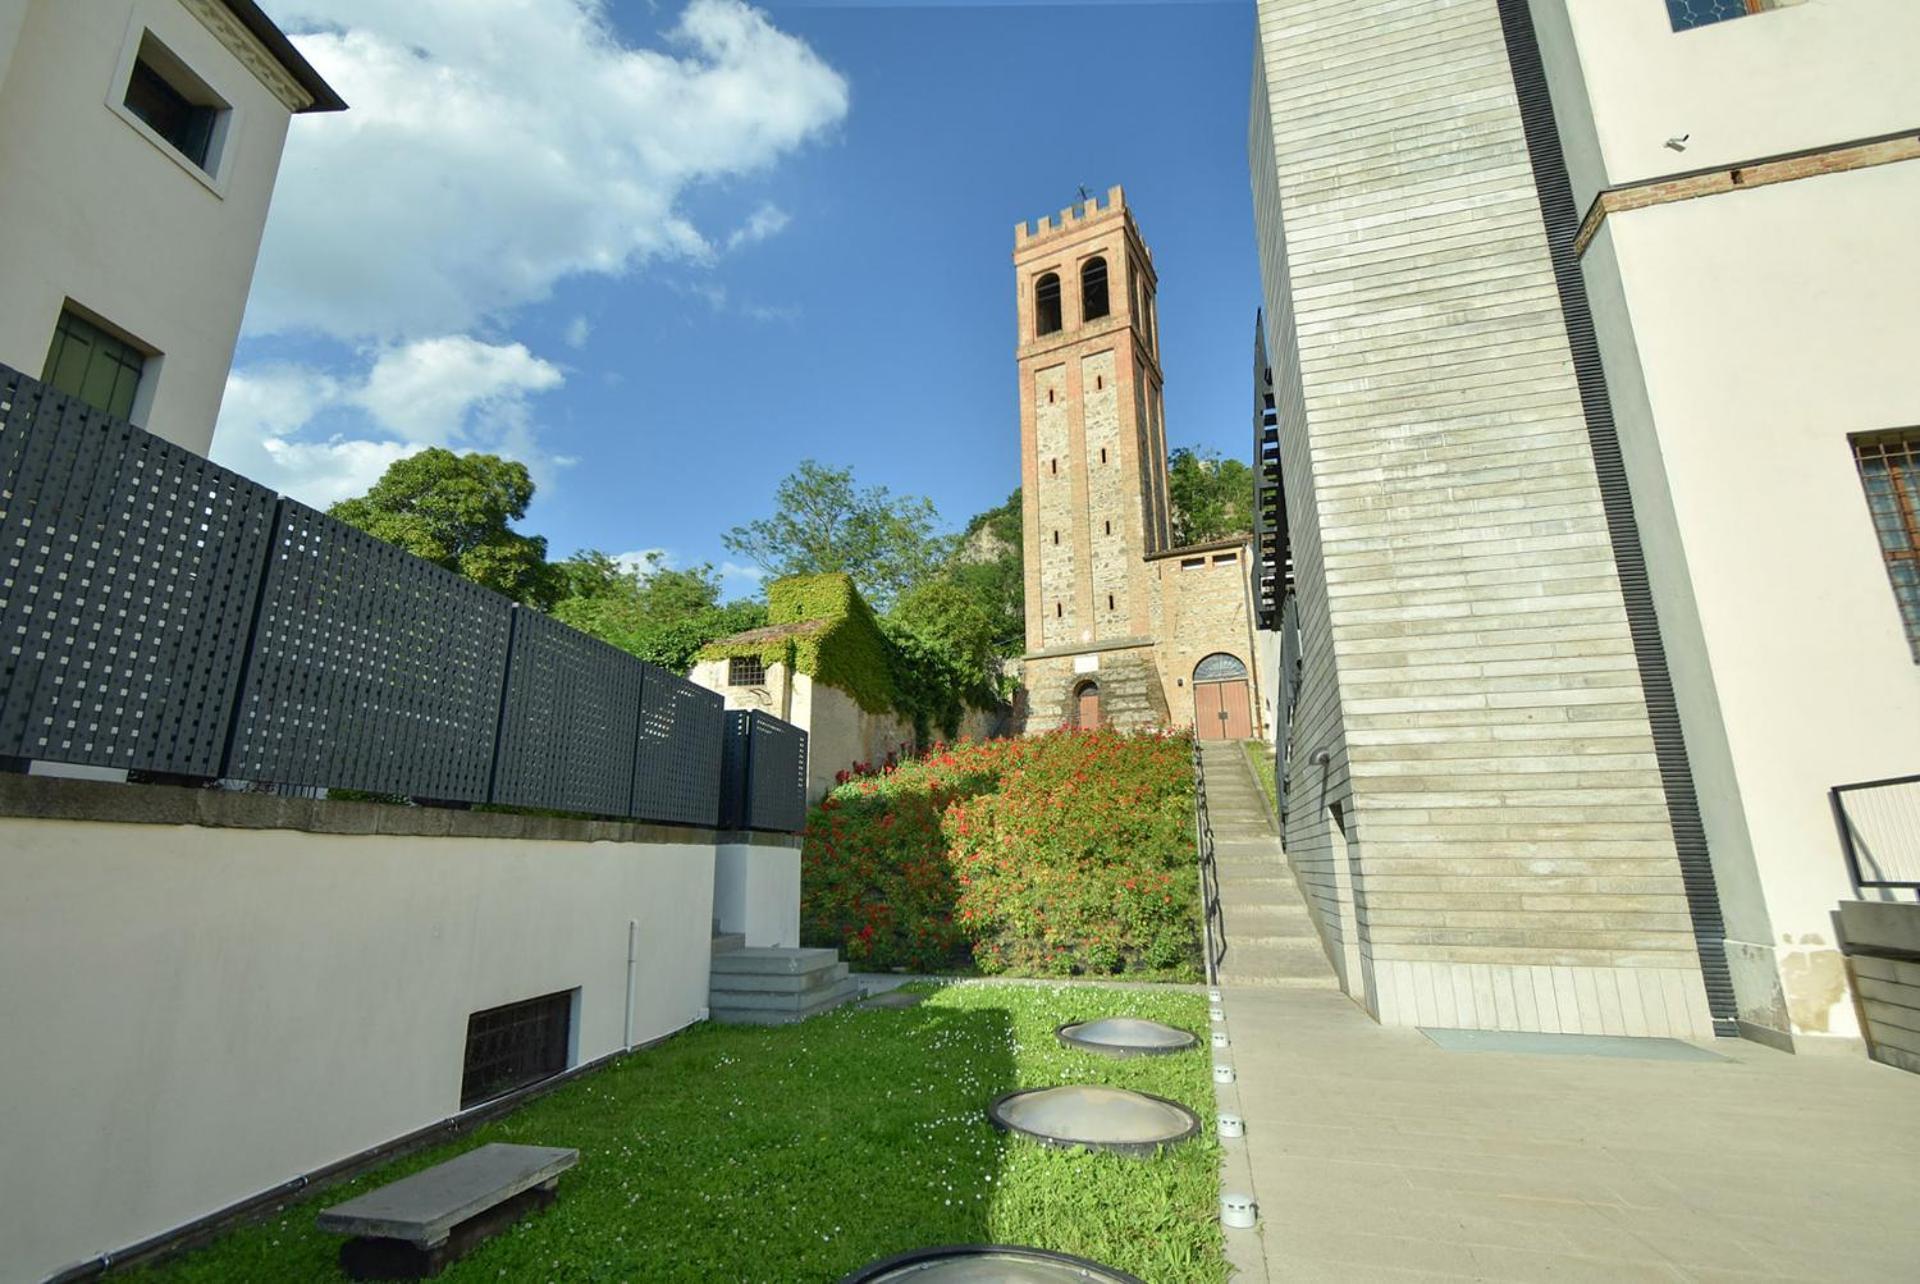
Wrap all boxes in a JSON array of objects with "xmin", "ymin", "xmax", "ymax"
[
  {"xmin": 803, "ymin": 731, "xmax": 1200, "ymax": 979},
  {"xmin": 328, "ymin": 448, "xmax": 557, "ymax": 608},
  {"xmin": 721, "ymin": 460, "xmax": 954, "ymax": 610},
  {"xmin": 141, "ymin": 985, "xmax": 1224, "ymax": 1283},
  {"xmin": 550, "ymin": 552, "xmax": 766, "ymax": 675},
  {"xmin": 1167, "ymin": 446, "xmax": 1253, "ymax": 546}
]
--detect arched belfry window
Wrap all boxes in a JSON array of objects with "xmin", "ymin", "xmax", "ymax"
[
  {"xmin": 1081, "ymin": 256, "xmax": 1110, "ymax": 322},
  {"xmin": 1035, "ymin": 272, "xmax": 1062, "ymax": 337}
]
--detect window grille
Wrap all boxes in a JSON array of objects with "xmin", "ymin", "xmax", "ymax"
[
  {"xmin": 1666, "ymin": 0, "xmax": 1773, "ymax": 32},
  {"xmin": 460, "ymin": 990, "xmax": 572, "ymax": 1108},
  {"xmin": 729, "ymin": 655, "xmax": 767, "ymax": 686},
  {"xmin": 1853, "ymin": 431, "xmax": 1920, "ymax": 661},
  {"xmin": 1194, "ymin": 653, "xmax": 1248, "ymax": 683}
]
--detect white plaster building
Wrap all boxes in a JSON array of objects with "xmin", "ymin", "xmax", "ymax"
[
  {"xmin": 1250, "ymin": 0, "xmax": 1920, "ymax": 1056},
  {"xmin": 0, "ymin": 0, "xmax": 343, "ymax": 454}
]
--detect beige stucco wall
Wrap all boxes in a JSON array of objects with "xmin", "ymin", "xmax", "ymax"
[
  {"xmin": 1535, "ymin": 0, "xmax": 1920, "ymax": 212},
  {"xmin": 1578, "ymin": 163, "xmax": 1920, "ymax": 1044},
  {"xmin": 0, "ymin": 0, "xmax": 299, "ymax": 454},
  {"xmin": 0, "ymin": 813, "xmax": 717, "ymax": 1281}
]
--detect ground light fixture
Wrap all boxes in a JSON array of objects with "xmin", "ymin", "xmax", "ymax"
[
  {"xmin": 839, "ymin": 1245, "xmax": 1147, "ymax": 1283},
  {"xmin": 986, "ymin": 1085, "xmax": 1202, "ymax": 1158},
  {"xmin": 1221, "ymin": 1193, "xmax": 1258, "ymax": 1229},
  {"xmin": 1054, "ymin": 1017, "xmax": 1199, "ymax": 1057},
  {"xmin": 1213, "ymin": 1063, "xmax": 1236, "ymax": 1084},
  {"xmin": 1218, "ymin": 1112, "xmax": 1245, "ymax": 1138}
]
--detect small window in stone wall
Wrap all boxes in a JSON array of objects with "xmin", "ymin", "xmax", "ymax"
[
  {"xmin": 461, "ymin": 990, "xmax": 573, "ymax": 1109},
  {"xmin": 729, "ymin": 655, "xmax": 767, "ymax": 686}
]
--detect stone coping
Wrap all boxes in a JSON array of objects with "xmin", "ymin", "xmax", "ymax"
[{"xmin": 0, "ymin": 774, "xmax": 800, "ymax": 848}]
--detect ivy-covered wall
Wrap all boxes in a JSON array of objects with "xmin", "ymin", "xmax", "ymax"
[{"xmin": 697, "ymin": 574, "xmax": 899, "ymax": 714}]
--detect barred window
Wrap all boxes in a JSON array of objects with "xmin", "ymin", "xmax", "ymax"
[
  {"xmin": 728, "ymin": 655, "xmax": 767, "ymax": 686},
  {"xmin": 460, "ymin": 990, "xmax": 572, "ymax": 1108},
  {"xmin": 1853, "ymin": 431, "xmax": 1920, "ymax": 662},
  {"xmin": 1666, "ymin": 1, "xmax": 1784, "ymax": 33}
]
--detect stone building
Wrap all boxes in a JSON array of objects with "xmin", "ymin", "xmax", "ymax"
[
  {"xmin": 1250, "ymin": 0, "xmax": 1920, "ymax": 1059},
  {"xmin": 1013, "ymin": 186, "xmax": 1265, "ymax": 740}
]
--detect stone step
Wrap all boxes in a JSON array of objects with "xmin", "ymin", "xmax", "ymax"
[
  {"xmin": 1215, "ymin": 971, "xmax": 1343, "ymax": 990},
  {"xmin": 710, "ymin": 977, "xmax": 864, "ymax": 1025},
  {"xmin": 1223, "ymin": 907, "xmax": 1318, "ymax": 937},
  {"xmin": 709, "ymin": 947, "xmax": 841, "ymax": 977},
  {"xmin": 708, "ymin": 975, "xmax": 864, "ymax": 1012},
  {"xmin": 709, "ymin": 962, "xmax": 850, "ymax": 995},
  {"xmin": 711, "ymin": 933, "xmax": 745, "ymax": 955},
  {"xmin": 1217, "ymin": 940, "xmax": 1338, "ymax": 984}
]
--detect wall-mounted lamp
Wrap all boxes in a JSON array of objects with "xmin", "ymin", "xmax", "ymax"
[{"xmin": 1308, "ymin": 747, "xmax": 1331, "ymax": 766}]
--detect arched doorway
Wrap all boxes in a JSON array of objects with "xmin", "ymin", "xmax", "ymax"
[
  {"xmin": 1074, "ymin": 680, "xmax": 1101, "ymax": 730},
  {"xmin": 1192, "ymin": 654, "xmax": 1252, "ymax": 741}
]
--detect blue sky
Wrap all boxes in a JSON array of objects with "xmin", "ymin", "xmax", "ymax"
[{"xmin": 220, "ymin": 0, "xmax": 1259, "ymax": 598}]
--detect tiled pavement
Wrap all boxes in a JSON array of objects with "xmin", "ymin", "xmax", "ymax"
[{"xmin": 1219, "ymin": 983, "xmax": 1920, "ymax": 1281}]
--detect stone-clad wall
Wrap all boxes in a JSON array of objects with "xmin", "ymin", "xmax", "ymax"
[
  {"xmin": 1034, "ymin": 362, "xmax": 1074, "ymax": 648},
  {"xmin": 1083, "ymin": 350, "xmax": 1130, "ymax": 640},
  {"xmin": 1250, "ymin": 48, "xmax": 1361, "ymax": 991},
  {"xmin": 1149, "ymin": 544, "xmax": 1263, "ymax": 735},
  {"xmin": 1250, "ymin": 0, "xmax": 1713, "ymax": 1036}
]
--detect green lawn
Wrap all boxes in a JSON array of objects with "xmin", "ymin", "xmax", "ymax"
[
  {"xmin": 1242, "ymin": 740, "xmax": 1279, "ymax": 825},
  {"xmin": 142, "ymin": 984, "xmax": 1224, "ymax": 1283}
]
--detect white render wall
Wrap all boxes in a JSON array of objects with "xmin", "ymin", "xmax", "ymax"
[
  {"xmin": 1533, "ymin": 0, "xmax": 1920, "ymax": 211},
  {"xmin": 1250, "ymin": 0, "xmax": 1715, "ymax": 1037},
  {"xmin": 0, "ymin": 0, "xmax": 299, "ymax": 454},
  {"xmin": 1578, "ymin": 163, "xmax": 1920, "ymax": 1044},
  {"xmin": 0, "ymin": 815, "xmax": 718, "ymax": 1281}
]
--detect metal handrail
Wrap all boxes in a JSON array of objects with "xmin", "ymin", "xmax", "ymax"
[
  {"xmin": 1831, "ymin": 772, "xmax": 1920, "ymax": 891},
  {"xmin": 1193, "ymin": 739, "xmax": 1228, "ymax": 985}
]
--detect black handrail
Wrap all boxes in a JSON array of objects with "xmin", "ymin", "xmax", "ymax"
[
  {"xmin": 1831, "ymin": 772, "xmax": 1920, "ymax": 891},
  {"xmin": 1192, "ymin": 739, "xmax": 1228, "ymax": 985}
]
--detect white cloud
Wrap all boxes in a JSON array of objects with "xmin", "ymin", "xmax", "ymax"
[
  {"xmin": 564, "ymin": 316, "xmax": 593, "ymax": 349},
  {"xmin": 614, "ymin": 548, "xmax": 674, "ymax": 577},
  {"xmin": 212, "ymin": 338, "xmax": 567, "ymax": 507},
  {"xmin": 718, "ymin": 560, "xmax": 769, "ymax": 596},
  {"xmin": 250, "ymin": 0, "xmax": 848, "ymax": 341},
  {"xmin": 726, "ymin": 202, "xmax": 791, "ymax": 251}
]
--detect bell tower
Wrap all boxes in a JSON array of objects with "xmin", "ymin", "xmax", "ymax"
[{"xmin": 1014, "ymin": 185, "xmax": 1171, "ymax": 656}]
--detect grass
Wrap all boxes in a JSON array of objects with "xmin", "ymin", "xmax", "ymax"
[
  {"xmin": 141, "ymin": 984, "xmax": 1224, "ymax": 1283},
  {"xmin": 1242, "ymin": 740, "xmax": 1279, "ymax": 824}
]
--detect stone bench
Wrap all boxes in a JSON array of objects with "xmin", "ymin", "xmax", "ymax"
[{"xmin": 317, "ymin": 1142, "xmax": 578, "ymax": 1279}]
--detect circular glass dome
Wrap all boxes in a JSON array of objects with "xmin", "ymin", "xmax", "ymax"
[
  {"xmin": 840, "ymin": 1245, "xmax": 1146, "ymax": 1283},
  {"xmin": 1055, "ymin": 1017, "xmax": 1198, "ymax": 1058},
  {"xmin": 987, "ymin": 1085, "xmax": 1201, "ymax": 1157}
]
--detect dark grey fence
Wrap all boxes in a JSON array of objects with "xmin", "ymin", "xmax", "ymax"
[
  {"xmin": 0, "ymin": 362, "xmax": 797, "ymax": 830},
  {"xmin": 719, "ymin": 711, "xmax": 810, "ymax": 833}
]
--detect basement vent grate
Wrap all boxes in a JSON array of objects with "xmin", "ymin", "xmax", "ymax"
[{"xmin": 461, "ymin": 990, "xmax": 573, "ymax": 1109}]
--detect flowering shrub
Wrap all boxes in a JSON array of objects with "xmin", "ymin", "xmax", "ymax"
[{"xmin": 801, "ymin": 730, "xmax": 1199, "ymax": 979}]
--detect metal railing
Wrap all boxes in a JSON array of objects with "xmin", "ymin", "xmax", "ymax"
[
  {"xmin": 1832, "ymin": 772, "xmax": 1920, "ymax": 891},
  {"xmin": 1192, "ymin": 739, "xmax": 1228, "ymax": 985},
  {"xmin": 0, "ymin": 362, "xmax": 807, "ymax": 832}
]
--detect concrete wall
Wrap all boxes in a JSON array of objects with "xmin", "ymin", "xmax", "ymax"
[
  {"xmin": 715, "ymin": 840, "xmax": 802, "ymax": 948},
  {"xmin": 0, "ymin": 780, "xmax": 731, "ymax": 1281},
  {"xmin": 1839, "ymin": 901, "xmax": 1920, "ymax": 1075},
  {"xmin": 0, "ymin": 0, "xmax": 300, "ymax": 454},
  {"xmin": 1249, "ymin": 0, "xmax": 1714, "ymax": 1038}
]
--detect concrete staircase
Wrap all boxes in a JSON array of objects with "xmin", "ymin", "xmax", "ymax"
[
  {"xmin": 708, "ymin": 933, "xmax": 863, "ymax": 1025},
  {"xmin": 1197, "ymin": 740, "xmax": 1339, "ymax": 989}
]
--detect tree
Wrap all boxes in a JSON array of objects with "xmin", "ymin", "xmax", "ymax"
[
  {"xmin": 550, "ymin": 551, "xmax": 767, "ymax": 675},
  {"xmin": 329, "ymin": 448, "xmax": 558, "ymax": 608},
  {"xmin": 1167, "ymin": 447, "xmax": 1254, "ymax": 545},
  {"xmin": 722, "ymin": 461, "xmax": 953, "ymax": 610}
]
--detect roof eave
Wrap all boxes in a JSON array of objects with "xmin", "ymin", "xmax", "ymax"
[{"xmin": 219, "ymin": 0, "xmax": 348, "ymax": 113}]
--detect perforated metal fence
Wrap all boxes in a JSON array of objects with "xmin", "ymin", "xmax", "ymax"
[
  {"xmin": 719, "ymin": 710, "xmax": 810, "ymax": 832},
  {"xmin": 0, "ymin": 362, "xmax": 805, "ymax": 831}
]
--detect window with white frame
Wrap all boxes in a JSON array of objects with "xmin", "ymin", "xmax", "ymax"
[{"xmin": 118, "ymin": 31, "xmax": 231, "ymax": 178}]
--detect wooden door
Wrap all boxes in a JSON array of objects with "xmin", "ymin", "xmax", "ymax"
[
  {"xmin": 1194, "ymin": 681, "xmax": 1223, "ymax": 740},
  {"xmin": 1077, "ymin": 683, "xmax": 1101, "ymax": 729},
  {"xmin": 1221, "ymin": 680, "xmax": 1253, "ymax": 739}
]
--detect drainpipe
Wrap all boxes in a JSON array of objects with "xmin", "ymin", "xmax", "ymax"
[{"xmin": 624, "ymin": 919, "xmax": 638, "ymax": 1049}]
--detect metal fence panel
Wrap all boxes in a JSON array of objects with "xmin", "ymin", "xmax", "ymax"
[
  {"xmin": 491, "ymin": 607, "xmax": 643, "ymax": 817},
  {"xmin": 632, "ymin": 667, "xmax": 723, "ymax": 826},
  {"xmin": 225, "ymin": 501, "xmax": 511, "ymax": 800},
  {"xmin": 747, "ymin": 713, "xmax": 808, "ymax": 833},
  {"xmin": 0, "ymin": 368, "xmax": 274, "ymax": 774}
]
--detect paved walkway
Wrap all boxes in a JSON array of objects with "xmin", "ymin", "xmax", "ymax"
[{"xmin": 1201, "ymin": 747, "xmax": 1920, "ymax": 1282}]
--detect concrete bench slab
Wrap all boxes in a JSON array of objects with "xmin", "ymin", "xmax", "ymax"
[{"xmin": 318, "ymin": 1143, "xmax": 577, "ymax": 1278}]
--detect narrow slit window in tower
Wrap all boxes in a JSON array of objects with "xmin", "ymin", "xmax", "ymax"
[
  {"xmin": 1035, "ymin": 273, "xmax": 1062, "ymax": 336},
  {"xmin": 1082, "ymin": 256, "xmax": 1110, "ymax": 321},
  {"xmin": 1107, "ymin": 594, "xmax": 1115, "ymax": 611},
  {"xmin": 1053, "ymin": 530, "xmax": 1060, "ymax": 545},
  {"xmin": 1051, "ymin": 458, "xmax": 1058, "ymax": 475},
  {"xmin": 1100, "ymin": 448, "xmax": 1108, "ymax": 463}
]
